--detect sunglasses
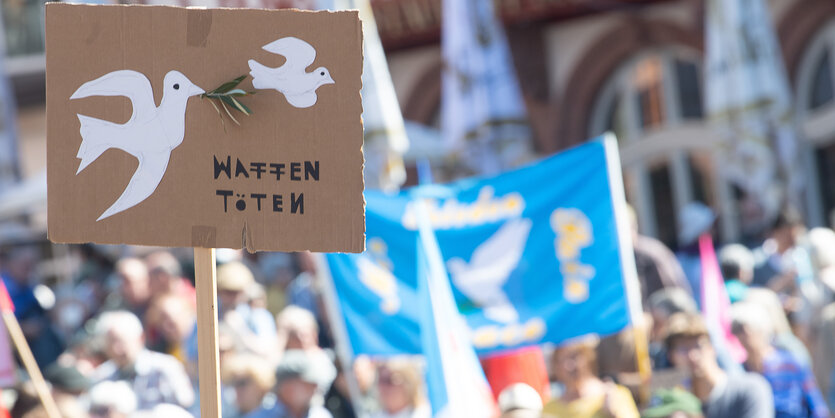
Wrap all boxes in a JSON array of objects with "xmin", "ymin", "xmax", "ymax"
[{"xmin": 378, "ymin": 373, "xmax": 405, "ymax": 387}]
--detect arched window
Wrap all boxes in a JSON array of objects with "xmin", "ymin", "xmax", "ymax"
[
  {"xmin": 589, "ymin": 48, "xmax": 735, "ymax": 248},
  {"xmin": 796, "ymin": 18, "xmax": 835, "ymax": 227}
]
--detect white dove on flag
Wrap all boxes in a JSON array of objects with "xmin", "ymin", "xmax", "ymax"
[
  {"xmin": 71, "ymin": 70, "xmax": 204, "ymax": 221},
  {"xmin": 248, "ymin": 37, "xmax": 335, "ymax": 108},
  {"xmin": 447, "ymin": 218, "xmax": 532, "ymax": 324},
  {"xmin": 356, "ymin": 256, "xmax": 401, "ymax": 314}
]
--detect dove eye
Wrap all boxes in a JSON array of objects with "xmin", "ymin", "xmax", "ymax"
[
  {"xmin": 320, "ymin": 71, "xmax": 325, "ymax": 76},
  {"xmin": 173, "ymin": 83, "xmax": 180, "ymax": 90}
]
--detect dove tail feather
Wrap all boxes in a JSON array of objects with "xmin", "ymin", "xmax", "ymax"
[
  {"xmin": 76, "ymin": 114, "xmax": 117, "ymax": 174},
  {"xmin": 248, "ymin": 59, "xmax": 271, "ymax": 90}
]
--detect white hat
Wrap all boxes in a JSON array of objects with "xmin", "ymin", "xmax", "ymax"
[
  {"xmin": 678, "ymin": 202, "xmax": 715, "ymax": 245},
  {"xmin": 497, "ymin": 383, "xmax": 543, "ymax": 413}
]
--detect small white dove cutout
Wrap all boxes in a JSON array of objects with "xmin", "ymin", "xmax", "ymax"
[
  {"xmin": 70, "ymin": 70, "xmax": 205, "ymax": 221},
  {"xmin": 248, "ymin": 37, "xmax": 335, "ymax": 108}
]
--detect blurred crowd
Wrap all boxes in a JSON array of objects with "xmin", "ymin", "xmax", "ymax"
[{"xmin": 2, "ymin": 202, "xmax": 835, "ymax": 418}]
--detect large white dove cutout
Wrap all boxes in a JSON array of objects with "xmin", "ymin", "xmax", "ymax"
[
  {"xmin": 71, "ymin": 70, "xmax": 205, "ymax": 221},
  {"xmin": 248, "ymin": 37, "xmax": 335, "ymax": 108},
  {"xmin": 447, "ymin": 218, "xmax": 533, "ymax": 324}
]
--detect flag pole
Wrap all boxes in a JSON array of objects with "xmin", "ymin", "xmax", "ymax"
[
  {"xmin": 603, "ymin": 133, "xmax": 651, "ymax": 405},
  {"xmin": 194, "ymin": 247, "xmax": 221, "ymax": 418},
  {"xmin": 0, "ymin": 282, "xmax": 60, "ymax": 418},
  {"xmin": 314, "ymin": 253, "xmax": 368, "ymax": 418}
]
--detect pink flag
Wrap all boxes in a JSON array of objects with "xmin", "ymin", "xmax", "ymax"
[
  {"xmin": 0, "ymin": 281, "xmax": 15, "ymax": 387},
  {"xmin": 699, "ymin": 234, "xmax": 747, "ymax": 364}
]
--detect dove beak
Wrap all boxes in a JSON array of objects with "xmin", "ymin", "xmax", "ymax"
[
  {"xmin": 325, "ymin": 76, "xmax": 335, "ymax": 85},
  {"xmin": 189, "ymin": 85, "xmax": 205, "ymax": 97}
]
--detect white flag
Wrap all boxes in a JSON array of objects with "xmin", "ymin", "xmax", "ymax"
[
  {"xmin": 705, "ymin": 0, "xmax": 801, "ymax": 223},
  {"xmin": 441, "ymin": 0, "xmax": 531, "ymax": 175}
]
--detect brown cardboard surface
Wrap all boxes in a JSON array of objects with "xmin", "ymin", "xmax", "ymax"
[{"xmin": 46, "ymin": 3, "xmax": 364, "ymax": 253}]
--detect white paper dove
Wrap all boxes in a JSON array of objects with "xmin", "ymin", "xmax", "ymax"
[
  {"xmin": 447, "ymin": 218, "xmax": 532, "ymax": 324},
  {"xmin": 71, "ymin": 70, "xmax": 205, "ymax": 221},
  {"xmin": 248, "ymin": 37, "xmax": 335, "ymax": 108}
]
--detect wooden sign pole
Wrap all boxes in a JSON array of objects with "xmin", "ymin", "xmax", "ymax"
[
  {"xmin": 1, "ymin": 311, "xmax": 61, "ymax": 418},
  {"xmin": 194, "ymin": 247, "xmax": 221, "ymax": 418}
]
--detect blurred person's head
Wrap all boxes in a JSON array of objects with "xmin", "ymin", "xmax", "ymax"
[
  {"xmin": 2, "ymin": 245, "xmax": 39, "ymax": 283},
  {"xmin": 648, "ymin": 288, "xmax": 698, "ymax": 343},
  {"xmin": 718, "ymin": 244, "xmax": 755, "ymax": 284},
  {"xmin": 376, "ymin": 358, "xmax": 425, "ymax": 415},
  {"xmin": 731, "ymin": 302, "xmax": 774, "ymax": 370},
  {"xmin": 274, "ymin": 350, "xmax": 322, "ymax": 416},
  {"xmin": 551, "ymin": 336, "xmax": 599, "ymax": 387},
  {"xmin": 44, "ymin": 363, "xmax": 91, "ymax": 396},
  {"xmin": 665, "ymin": 313, "xmax": 718, "ymax": 379},
  {"xmin": 808, "ymin": 227, "xmax": 835, "ymax": 272},
  {"xmin": 497, "ymin": 383, "xmax": 542, "ymax": 418},
  {"xmin": 246, "ymin": 282, "xmax": 267, "ymax": 309},
  {"xmin": 677, "ymin": 203, "xmax": 715, "ymax": 246},
  {"xmin": 151, "ymin": 294, "xmax": 195, "ymax": 345},
  {"xmin": 95, "ymin": 310, "xmax": 144, "ymax": 369},
  {"xmin": 770, "ymin": 208, "xmax": 804, "ymax": 251},
  {"xmin": 744, "ymin": 288, "xmax": 793, "ymax": 336},
  {"xmin": 221, "ymin": 354, "xmax": 275, "ymax": 414},
  {"xmin": 115, "ymin": 257, "xmax": 150, "ymax": 308},
  {"xmin": 216, "ymin": 261, "xmax": 255, "ymax": 311},
  {"xmin": 276, "ymin": 305, "xmax": 318, "ymax": 350},
  {"xmin": 130, "ymin": 404, "xmax": 192, "ymax": 418},
  {"xmin": 88, "ymin": 380, "xmax": 137, "ymax": 418},
  {"xmin": 145, "ymin": 251, "xmax": 183, "ymax": 295}
]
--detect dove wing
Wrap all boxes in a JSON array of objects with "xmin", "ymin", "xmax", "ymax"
[
  {"xmin": 469, "ymin": 218, "xmax": 533, "ymax": 281},
  {"xmin": 97, "ymin": 150, "xmax": 171, "ymax": 221},
  {"xmin": 261, "ymin": 37, "xmax": 316, "ymax": 72},
  {"xmin": 71, "ymin": 70, "xmax": 156, "ymax": 123}
]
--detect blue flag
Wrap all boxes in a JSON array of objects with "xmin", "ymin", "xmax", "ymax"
[{"xmin": 326, "ymin": 135, "xmax": 641, "ymax": 356}]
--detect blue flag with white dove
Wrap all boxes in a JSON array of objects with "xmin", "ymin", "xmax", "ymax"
[
  {"xmin": 326, "ymin": 136, "xmax": 641, "ymax": 356},
  {"xmin": 441, "ymin": 0, "xmax": 531, "ymax": 175}
]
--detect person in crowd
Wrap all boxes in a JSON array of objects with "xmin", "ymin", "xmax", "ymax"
[
  {"xmin": 246, "ymin": 349, "xmax": 333, "ymax": 418},
  {"xmin": 675, "ymin": 202, "xmax": 716, "ymax": 298},
  {"xmin": 323, "ymin": 358, "xmax": 357, "ymax": 418},
  {"xmin": 217, "ymin": 261, "xmax": 278, "ymax": 359},
  {"xmin": 498, "ymin": 383, "xmax": 543, "ymax": 418},
  {"xmin": 1, "ymin": 245, "xmax": 62, "ymax": 367},
  {"xmin": 221, "ymin": 353, "xmax": 277, "ymax": 418},
  {"xmin": 110, "ymin": 257, "xmax": 151, "ymax": 317},
  {"xmin": 44, "ymin": 362, "xmax": 91, "ymax": 418},
  {"xmin": 647, "ymin": 288, "xmax": 698, "ymax": 370},
  {"xmin": 371, "ymin": 358, "xmax": 430, "ymax": 418},
  {"xmin": 744, "ymin": 288, "xmax": 812, "ymax": 367},
  {"xmin": 88, "ymin": 380, "xmax": 138, "ymax": 418},
  {"xmin": 543, "ymin": 337, "xmax": 639, "ymax": 418},
  {"xmin": 814, "ymin": 302, "xmax": 835, "ymax": 410},
  {"xmin": 628, "ymin": 205, "xmax": 693, "ymax": 303},
  {"xmin": 91, "ymin": 310, "xmax": 194, "ymax": 410},
  {"xmin": 145, "ymin": 294, "xmax": 195, "ymax": 363},
  {"xmin": 276, "ymin": 305, "xmax": 337, "ymax": 394},
  {"xmin": 731, "ymin": 302, "xmax": 829, "ymax": 418},
  {"xmin": 718, "ymin": 244, "xmax": 755, "ymax": 304},
  {"xmin": 145, "ymin": 250, "xmax": 195, "ymax": 301},
  {"xmin": 641, "ymin": 388, "xmax": 703, "ymax": 418},
  {"xmin": 664, "ymin": 312, "xmax": 774, "ymax": 418},
  {"xmin": 132, "ymin": 403, "xmax": 195, "ymax": 418}
]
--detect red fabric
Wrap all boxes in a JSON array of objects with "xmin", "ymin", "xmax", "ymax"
[
  {"xmin": 481, "ymin": 346, "xmax": 550, "ymax": 403},
  {"xmin": 0, "ymin": 281, "xmax": 14, "ymax": 313}
]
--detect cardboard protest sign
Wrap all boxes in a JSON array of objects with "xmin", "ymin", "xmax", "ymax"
[{"xmin": 45, "ymin": 4, "xmax": 364, "ymax": 253}]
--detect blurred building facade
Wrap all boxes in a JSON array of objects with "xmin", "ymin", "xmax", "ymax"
[
  {"xmin": 3, "ymin": 0, "xmax": 835, "ymax": 250},
  {"xmin": 376, "ymin": 0, "xmax": 835, "ymax": 249}
]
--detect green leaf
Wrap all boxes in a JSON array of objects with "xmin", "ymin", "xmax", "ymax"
[
  {"xmin": 219, "ymin": 98, "xmax": 241, "ymax": 125},
  {"xmin": 212, "ymin": 75, "xmax": 247, "ymax": 94},
  {"xmin": 221, "ymin": 95, "xmax": 251, "ymax": 116},
  {"xmin": 226, "ymin": 89, "xmax": 248, "ymax": 97}
]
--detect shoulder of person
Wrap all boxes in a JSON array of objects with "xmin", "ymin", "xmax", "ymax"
[{"xmin": 733, "ymin": 372, "xmax": 773, "ymax": 398}]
